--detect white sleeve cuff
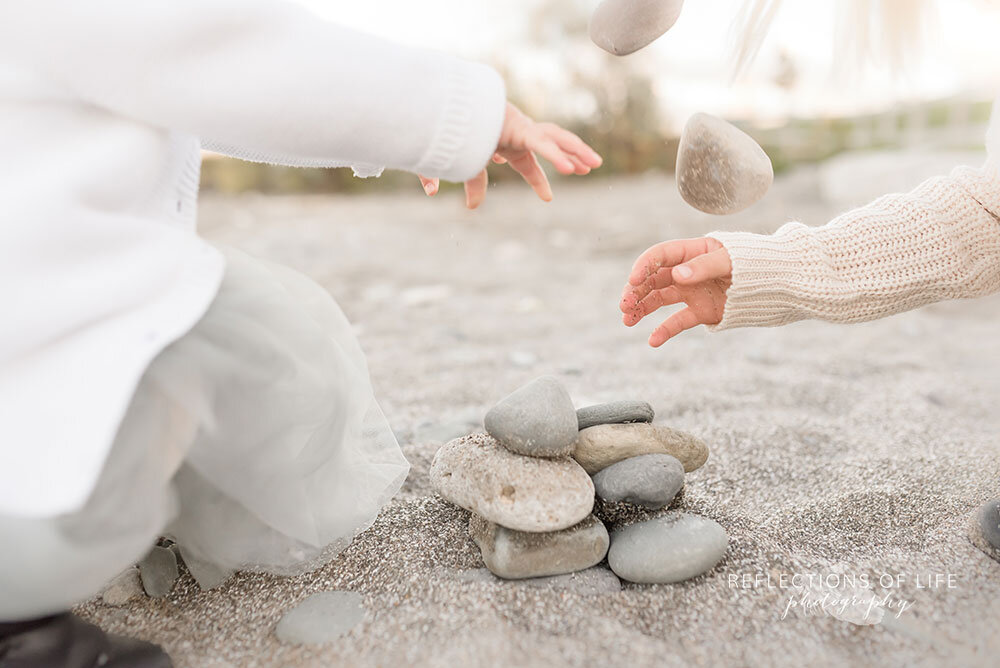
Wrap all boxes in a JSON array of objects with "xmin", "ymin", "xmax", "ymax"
[{"xmin": 414, "ymin": 61, "xmax": 506, "ymax": 183}]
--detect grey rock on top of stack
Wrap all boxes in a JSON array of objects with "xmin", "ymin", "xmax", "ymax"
[
  {"xmin": 676, "ymin": 112, "xmax": 773, "ymax": 215},
  {"xmin": 576, "ymin": 400, "xmax": 654, "ymax": 430},
  {"xmin": 484, "ymin": 376, "xmax": 578, "ymax": 458},
  {"xmin": 592, "ymin": 453, "xmax": 684, "ymax": 510},
  {"xmin": 429, "ymin": 433, "xmax": 594, "ymax": 532},
  {"xmin": 469, "ymin": 513, "xmax": 609, "ymax": 579},
  {"xmin": 589, "ymin": 0, "xmax": 684, "ymax": 56}
]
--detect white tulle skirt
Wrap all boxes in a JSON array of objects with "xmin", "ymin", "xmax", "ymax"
[{"xmin": 0, "ymin": 246, "xmax": 409, "ymax": 619}]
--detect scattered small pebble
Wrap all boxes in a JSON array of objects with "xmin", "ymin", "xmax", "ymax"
[
  {"xmin": 469, "ymin": 513, "xmax": 609, "ymax": 579},
  {"xmin": 676, "ymin": 112, "xmax": 773, "ymax": 214},
  {"xmin": 577, "ymin": 400, "xmax": 654, "ymax": 430},
  {"xmin": 101, "ymin": 567, "xmax": 144, "ymax": 606},
  {"xmin": 574, "ymin": 423, "xmax": 708, "ymax": 474},
  {"xmin": 592, "ymin": 454, "xmax": 684, "ymax": 509},
  {"xmin": 138, "ymin": 545, "xmax": 179, "ymax": 598},
  {"xmin": 274, "ymin": 591, "xmax": 365, "ymax": 645},
  {"xmin": 608, "ymin": 513, "xmax": 728, "ymax": 584},
  {"xmin": 484, "ymin": 376, "xmax": 578, "ymax": 457},
  {"xmin": 589, "ymin": 0, "xmax": 684, "ymax": 55},
  {"xmin": 969, "ymin": 500, "xmax": 1000, "ymax": 561},
  {"xmin": 430, "ymin": 433, "xmax": 594, "ymax": 532}
]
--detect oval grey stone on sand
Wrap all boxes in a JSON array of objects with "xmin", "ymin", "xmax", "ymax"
[
  {"xmin": 101, "ymin": 567, "xmax": 144, "ymax": 606},
  {"xmin": 592, "ymin": 454, "xmax": 684, "ymax": 509},
  {"xmin": 590, "ymin": 0, "xmax": 684, "ymax": 56},
  {"xmin": 676, "ymin": 112, "xmax": 773, "ymax": 214},
  {"xmin": 275, "ymin": 591, "xmax": 364, "ymax": 645},
  {"xmin": 979, "ymin": 500, "xmax": 1000, "ymax": 547},
  {"xmin": 430, "ymin": 433, "xmax": 594, "ymax": 532},
  {"xmin": 608, "ymin": 513, "xmax": 728, "ymax": 584},
  {"xmin": 577, "ymin": 400, "xmax": 654, "ymax": 430},
  {"xmin": 469, "ymin": 514, "xmax": 609, "ymax": 579},
  {"xmin": 484, "ymin": 376, "xmax": 578, "ymax": 457},
  {"xmin": 574, "ymin": 423, "xmax": 708, "ymax": 475},
  {"xmin": 138, "ymin": 546, "xmax": 179, "ymax": 598}
]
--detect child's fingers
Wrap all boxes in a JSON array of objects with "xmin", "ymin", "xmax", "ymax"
[
  {"xmin": 492, "ymin": 153, "xmax": 508, "ymax": 164},
  {"xmin": 649, "ymin": 307, "xmax": 700, "ymax": 347},
  {"xmin": 418, "ymin": 175, "xmax": 439, "ymax": 196},
  {"xmin": 569, "ymin": 155, "xmax": 592, "ymax": 175},
  {"xmin": 526, "ymin": 136, "xmax": 576, "ymax": 175},
  {"xmin": 623, "ymin": 286, "xmax": 682, "ymax": 326},
  {"xmin": 464, "ymin": 169, "xmax": 489, "ymax": 209},
  {"xmin": 621, "ymin": 267, "xmax": 673, "ymax": 310},
  {"xmin": 672, "ymin": 248, "xmax": 732, "ymax": 284},
  {"xmin": 627, "ymin": 238, "xmax": 710, "ymax": 286},
  {"xmin": 508, "ymin": 152, "xmax": 554, "ymax": 202},
  {"xmin": 547, "ymin": 125, "xmax": 603, "ymax": 168}
]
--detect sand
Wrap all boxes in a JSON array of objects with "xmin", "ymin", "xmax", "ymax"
[{"xmin": 76, "ymin": 159, "xmax": 1000, "ymax": 666}]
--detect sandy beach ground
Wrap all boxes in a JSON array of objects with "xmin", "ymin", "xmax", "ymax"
[{"xmin": 77, "ymin": 156, "xmax": 1000, "ymax": 666}]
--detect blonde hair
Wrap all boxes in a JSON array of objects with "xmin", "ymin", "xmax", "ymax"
[{"xmin": 730, "ymin": 0, "xmax": 933, "ymax": 77}]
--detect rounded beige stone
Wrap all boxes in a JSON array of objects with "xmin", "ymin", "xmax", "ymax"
[
  {"xmin": 676, "ymin": 112, "xmax": 773, "ymax": 215},
  {"xmin": 590, "ymin": 0, "xmax": 684, "ymax": 56},
  {"xmin": 573, "ymin": 423, "xmax": 708, "ymax": 475},
  {"xmin": 430, "ymin": 433, "xmax": 595, "ymax": 532}
]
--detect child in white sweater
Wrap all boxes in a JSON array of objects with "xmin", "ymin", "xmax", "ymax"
[
  {"xmin": 620, "ymin": 0, "xmax": 1000, "ymax": 566},
  {"xmin": 0, "ymin": 1, "xmax": 600, "ymax": 665}
]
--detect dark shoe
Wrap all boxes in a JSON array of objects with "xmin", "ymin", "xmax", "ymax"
[
  {"xmin": 969, "ymin": 499, "xmax": 1000, "ymax": 562},
  {"xmin": 0, "ymin": 613, "xmax": 171, "ymax": 667}
]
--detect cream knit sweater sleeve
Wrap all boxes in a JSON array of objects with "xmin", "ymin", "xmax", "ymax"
[{"xmin": 706, "ymin": 164, "xmax": 1000, "ymax": 330}]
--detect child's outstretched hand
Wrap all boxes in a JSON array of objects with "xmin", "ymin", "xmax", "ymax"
[
  {"xmin": 620, "ymin": 237, "xmax": 732, "ymax": 347},
  {"xmin": 419, "ymin": 102, "xmax": 602, "ymax": 208}
]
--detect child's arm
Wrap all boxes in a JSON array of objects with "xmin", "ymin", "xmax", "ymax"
[
  {"xmin": 0, "ymin": 0, "xmax": 521, "ymax": 184},
  {"xmin": 622, "ymin": 164, "xmax": 1000, "ymax": 346}
]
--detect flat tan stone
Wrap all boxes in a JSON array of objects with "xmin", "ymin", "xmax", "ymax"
[{"xmin": 573, "ymin": 423, "xmax": 708, "ymax": 474}]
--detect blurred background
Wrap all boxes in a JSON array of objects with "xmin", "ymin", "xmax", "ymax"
[{"xmin": 202, "ymin": 0, "xmax": 1000, "ymax": 197}]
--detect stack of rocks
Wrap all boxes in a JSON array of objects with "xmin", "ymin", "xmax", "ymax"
[{"xmin": 429, "ymin": 376, "xmax": 729, "ymax": 585}]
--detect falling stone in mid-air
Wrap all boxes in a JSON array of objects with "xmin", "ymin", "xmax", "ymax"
[
  {"xmin": 676, "ymin": 112, "xmax": 774, "ymax": 215},
  {"xmin": 589, "ymin": 0, "xmax": 684, "ymax": 56}
]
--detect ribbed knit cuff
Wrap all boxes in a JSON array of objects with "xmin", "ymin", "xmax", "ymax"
[
  {"xmin": 705, "ymin": 227, "xmax": 816, "ymax": 331},
  {"xmin": 414, "ymin": 61, "xmax": 506, "ymax": 183},
  {"xmin": 953, "ymin": 163, "xmax": 1000, "ymax": 219}
]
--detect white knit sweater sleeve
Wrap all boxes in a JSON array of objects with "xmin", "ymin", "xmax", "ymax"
[
  {"xmin": 0, "ymin": 0, "xmax": 505, "ymax": 182},
  {"xmin": 706, "ymin": 164, "xmax": 1000, "ymax": 330}
]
